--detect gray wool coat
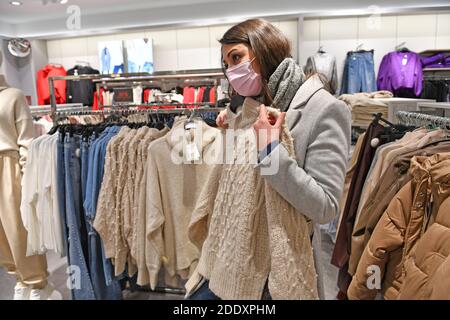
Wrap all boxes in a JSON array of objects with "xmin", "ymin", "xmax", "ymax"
[{"xmin": 257, "ymin": 74, "xmax": 352, "ymax": 299}]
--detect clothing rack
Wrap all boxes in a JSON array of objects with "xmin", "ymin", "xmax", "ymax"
[
  {"xmin": 30, "ymin": 104, "xmax": 87, "ymax": 116},
  {"xmin": 102, "ymin": 102, "xmax": 214, "ymax": 108},
  {"xmin": 93, "ymin": 71, "xmax": 226, "ymax": 109},
  {"xmin": 396, "ymin": 110, "xmax": 450, "ymax": 129},
  {"xmin": 53, "ymin": 106, "xmax": 225, "ymax": 123},
  {"xmin": 48, "ymin": 70, "xmax": 227, "ymax": 119}
]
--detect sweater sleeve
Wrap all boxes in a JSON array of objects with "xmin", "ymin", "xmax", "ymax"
[
  {"xmin": 331, "ymin": 57, "xmax": 338, "ymax": 95},
  {"xmin": 377, "ymin": 54, "xmax": 388, "ymax": 91},
  {"xmin": 145, "ymin": 147, "xmax": 165, "ymax": 290},
  {"xmin": 188, "ymin": 163, "xmax": 223, "ymax": 249},
  {"xmin": 13, "ymin": 91, "xmax": 36, "ymax": 172},
  {"xmin": 414, "ymin": 54, "xmax": 423, "ymax": 97},
  {"xmin": 304, "ymin": 56, "xmax": 315, "ymax": 76},
  {"xmin": 258, "ymin": 100, "xmax": 351, "ymax": 224}
]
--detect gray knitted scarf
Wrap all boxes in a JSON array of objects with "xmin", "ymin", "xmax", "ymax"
[{"xmin": 267, "ymin": 58, "xmax": 305, "ymax": 112}]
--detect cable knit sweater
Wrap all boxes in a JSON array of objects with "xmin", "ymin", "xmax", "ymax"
[{"xmin": 186, "ymin": 97, "xmax": 318, "ymax": 300}]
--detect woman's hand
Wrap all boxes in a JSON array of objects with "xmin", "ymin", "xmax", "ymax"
[
  {"xmin": 216, "ymin": 109, "xmax": 229, "ymax": 129},
  {"xmin": 253, "ymin": 105, "xmax": 286, "ymax": 152}
]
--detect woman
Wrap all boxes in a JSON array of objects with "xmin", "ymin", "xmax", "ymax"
[{"xmin": 187, "ymin": 18, "xmax": 351, "ymax": 300}]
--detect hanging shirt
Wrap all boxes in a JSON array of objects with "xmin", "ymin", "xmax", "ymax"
[
  {"xmin": 377, "ymin": 51, "xmax": 423, "ymax": 97},
  {"xmin": 305, "ymin": 52, "xmax": 338, "ymax": 94},
  {"xmin": 21, "ymin": 133, "xmax": 64, "ymax": 256},
  {"xmin": 36, "ymin": 64, "xmax": 67, "ymax": 105},
  {"xmin": 66, "ymin": 65, "xmax": 100, "ymax": 106}
]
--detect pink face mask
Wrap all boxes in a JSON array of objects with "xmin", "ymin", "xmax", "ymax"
[{"xmin": 225, "ymin": 58, "xmax": 262, "ymax": 97}]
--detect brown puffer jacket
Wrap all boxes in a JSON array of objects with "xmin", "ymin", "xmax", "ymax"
[
  {"xmin": 347, "ymin": 153, "xmax": 450, "ymax": 300},
  {"xmin": 398, "ymin": 196, "xmax": 450, "ymax": 299}
]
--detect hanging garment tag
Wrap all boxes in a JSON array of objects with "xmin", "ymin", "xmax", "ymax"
[
  {"xmin": 185, "ymin": 142, "xmax": 200, "ymax": 162},
  {"xmin": 185, "ymin": 121, "xmax": 197, "ymax": 130},
  {"xmin": 402, "ymin": 55, "xmax": 408, "ymax": 66}
]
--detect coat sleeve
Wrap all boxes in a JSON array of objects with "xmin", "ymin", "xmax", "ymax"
[
  {"xmin": 376, "ymin": 54, "xmax": 387, "ymax": 91},
  {"xmin": 347, "ymin": 187, "xmax": 409, "ymax": 300},
  {"xmin": 258, "ymin": 100, "xmax": 351, "ymax": 224}
]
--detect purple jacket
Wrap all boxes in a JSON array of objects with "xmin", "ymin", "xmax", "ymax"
[
  {"xmin": 377, "ymin": 51, "xmax": 423, "ymax": 97},
  {"xmin": 421, "ymin": 53, "xmax": 446, "ymax": 67}
]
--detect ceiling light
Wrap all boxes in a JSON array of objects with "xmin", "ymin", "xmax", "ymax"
[
  {"xmin": 60, "ymin": 0, "xmax": 68, "ymax": 4},
  {"xmin": 9, "ymin": 1, "xmax": 23, "ymax": 6}
]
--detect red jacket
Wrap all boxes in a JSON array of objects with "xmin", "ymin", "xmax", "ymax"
[{"xmin": 37, "ymin": 64, "xmax": 67, "ymax": 105}]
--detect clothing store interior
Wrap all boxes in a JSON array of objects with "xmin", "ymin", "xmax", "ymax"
[{"xmin": 0, "ymin": 0, "xmax": 450, "ymax": 301}]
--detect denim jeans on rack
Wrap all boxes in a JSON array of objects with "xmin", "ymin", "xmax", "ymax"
[
  {"xmin": 56, "ymin": 135, "xmax": 68, "ymax": 258},
  {"xmin": 340, "ymin": 51, "xmax": 377, "ymax": 94},
  {"xmin": 64, "ymin": 134, "xmax": 96, "ymax": 300},
  {"xmin": 142, "ymin": 61, "xmax": 154, "ymax": 73},
  {"xmin": 113, "ymin": 64, "xmax": 124, "ymax": 74},
  {"xmin": 81, "ymin": 135, "xmax": 122, "ymax": 300},
  {"xmin": 127, "ymin": 61, "xmax": 138, "ymax": 73},
  {"xmin": 101, "ymin": 47, "xmax": 111, "ymax": 74}
]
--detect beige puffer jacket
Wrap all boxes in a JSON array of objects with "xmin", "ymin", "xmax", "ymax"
[
  {"xmin": 398, "ymin": 193, "xmax": 450, "ymax": 299},
  {"xmin": 348, "ymin": 153, "xmax": 450, "ymax": 300}
]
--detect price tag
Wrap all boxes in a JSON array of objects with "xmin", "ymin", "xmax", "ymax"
[
  {"xmin": 402, "ymin": 55, "xmax": 408, "ymax": 66},
  {"xmin": 185, "ymin": 121, "xmax": 197, "ymax": 130},
  {"xmin": 185, "ymin": 142, "xmax": 200, "ymax": 162}
]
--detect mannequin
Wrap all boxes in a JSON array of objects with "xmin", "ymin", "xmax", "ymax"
[{"xmin": 0, "ymin": 49, "xmax": 52, "ymax": 300}]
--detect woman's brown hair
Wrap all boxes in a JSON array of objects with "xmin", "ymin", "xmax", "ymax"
[{"xmin": 219, "ymin": 18, "xmax": 292, "ymax": 105}]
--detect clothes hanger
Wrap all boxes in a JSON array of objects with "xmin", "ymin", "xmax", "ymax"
[{"xmin": 395, "ymin": 42, "xmax": 410, "ymax": 52}]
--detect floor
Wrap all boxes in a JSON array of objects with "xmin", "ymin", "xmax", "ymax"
[{"xmin": 0, "ymin": 230, "xmax": 339, "ymax": 300}]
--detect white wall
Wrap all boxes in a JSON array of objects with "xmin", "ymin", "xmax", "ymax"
[
  {"xmin": 300, "ymin": 13, "xmax": 450, "ymax": 93},
  {"xmin": 46, "ymin": 20, "xmax": 299, "ymax": 73}
]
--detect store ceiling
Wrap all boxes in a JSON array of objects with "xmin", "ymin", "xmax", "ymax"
[{"xmin": 0, "ymin": 0, "xmax": 449, "ymax": 38}]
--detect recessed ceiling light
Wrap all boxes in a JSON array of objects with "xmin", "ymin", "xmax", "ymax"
[
  {"xmin": 9, "ymin": 1, "xmax": 23, "ymax": 6},
  {"xmin": 60, "ymin": 0, "xmax": 68, "ymax": 4}
]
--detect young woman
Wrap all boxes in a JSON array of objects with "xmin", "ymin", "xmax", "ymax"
[{"xmin": 188, "ymin": 18, "xmax": 351, "ymax": 300}]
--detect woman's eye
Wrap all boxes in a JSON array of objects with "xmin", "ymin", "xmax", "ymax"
[{"xmin": 232, "ymin": 55, "xmax": 240, "ymax": 63}]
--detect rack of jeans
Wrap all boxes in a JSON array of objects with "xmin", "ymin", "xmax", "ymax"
[{"xmin": 48, "ymin": 106, "xmax": 224, "ymax": 299}]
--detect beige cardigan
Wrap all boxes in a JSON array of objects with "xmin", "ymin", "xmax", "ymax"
[
  {"xmin": 141, "ymin": 117, "xmax": 221, "ymax": 289},
  {"xmin": 186, "ymin": 98, "xmax": 318, "ymax": 300}
]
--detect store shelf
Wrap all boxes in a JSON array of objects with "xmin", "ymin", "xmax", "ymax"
[{"xmin": 423, "ymin": 68, "xmax": 450, "ymax": 72}]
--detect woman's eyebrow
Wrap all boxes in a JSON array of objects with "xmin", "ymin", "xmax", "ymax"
[{"xmin": 226, "ymin": 48, "xmax": 238, "ymax": 59}]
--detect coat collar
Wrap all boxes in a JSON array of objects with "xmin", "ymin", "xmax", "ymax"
[{"xmin": 288, "ymin": 74, "xmax": 324, "ymax": 110}]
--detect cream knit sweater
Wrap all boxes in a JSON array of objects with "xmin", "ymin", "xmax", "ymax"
[
  {"xmin": 187, "ymin": 98, "xmax": 318, "ymax": 300},
  {"xmin": 0, "ymin": 86, "xmax": 36, "ymax": 171}
]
